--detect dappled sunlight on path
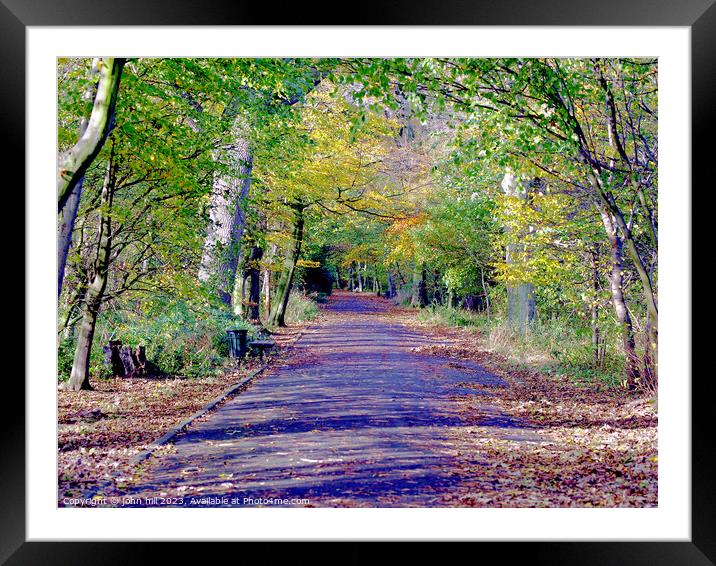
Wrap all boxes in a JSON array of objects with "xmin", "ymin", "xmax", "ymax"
[{"xmin": 123, "ymin": 291, "xmax": 538, "ymax": 507}]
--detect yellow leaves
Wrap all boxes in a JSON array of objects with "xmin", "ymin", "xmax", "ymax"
[
  {"xmin": 382, "ymin": 212, "xmax": 429, "ymax": 263},
  {"xmin": 258, "ymin": 81, "xmax": 398, "ymax": 214},
  {"xmin": 385, "ymin": 212, "xmax": 427, "ymax": 235},
  {"xmin": 296, "ymin": 259, "xmax": 321, "ymax": 268},
  {"xmin": 494, "ymin": 188, "xmax": 580, "ymax": 287},
  {"xmin": 363, "ymin": 190, "xmax": 391, "ymax": 205},
  {"xmin": 342, "ymin": 242, "xmax": 380, "ymax": 265}
]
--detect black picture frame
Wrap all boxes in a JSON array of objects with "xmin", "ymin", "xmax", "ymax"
[{"xmin": 5, "ymin": 0, "xmax": 708, "ymax": 560}]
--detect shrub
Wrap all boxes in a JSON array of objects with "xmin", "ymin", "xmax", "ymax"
[
  {"xmin": 417, "ymin": 301, "xmax": 625, "ymax": 389},
  {"xmin": 120, "ymin": 305, "xmax": 258, "ymax": 378},
  {"xmin": 418, "ymin": 304, "xmax": 490, "ymax": 330},
  {"xmin": 57, "ymin": 300, "xmax": 262, "ymax": 382},
  {"xmin": 394, "ymin": 286, "xmax": 413, "ymax": 307},
  {"xmin": 487, "ymin": 318, "xmax": 625, "ymax": 388},
  {"xmin": 57, "ymin": 321, "xmax": 118, "ymax": 382},
  {"xmin": 284, "ymin": 290, "xmax": 320, "ymax": 324},
  {"xmin": 57, "ymin": 337, "xmax": 75, "ymax": 382}
]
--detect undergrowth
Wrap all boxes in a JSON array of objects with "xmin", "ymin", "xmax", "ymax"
[
  {"xmin": 418, "ymin": 304, "xmax": 625, "ymax": 389},
  {"xmin": 58, "ymin": 300, "xmax": 259, "ymax": 382},
  {"xmin": 283, "ymin": 290, "xmax": 321, "ymax": 325}
]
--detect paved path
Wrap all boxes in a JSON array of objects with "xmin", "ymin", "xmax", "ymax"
[{"xmin": 124, "ymin": 291, "xmax": 534, "ymax": 507}]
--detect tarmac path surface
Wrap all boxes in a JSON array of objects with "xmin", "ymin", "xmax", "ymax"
[{"xmin": 122, "ymin": 291, "xmax": 538, "ymax": 507}]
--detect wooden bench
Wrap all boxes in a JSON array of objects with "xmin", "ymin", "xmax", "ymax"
[{"xmin": 249, "ymin": 340, "xmax": 276, "ymax": 361}]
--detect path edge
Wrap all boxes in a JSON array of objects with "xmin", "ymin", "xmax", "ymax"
[
  {"xmin": 79, "ymin": 328, "xmax": 308, "ymax": 501},
  {"xmin": 130, "ymin": 363, "xmax": 268, "ymax": 467},
  {"xmin": 131, "ymin": 326, "xmax": 309, "ymax": 466}
]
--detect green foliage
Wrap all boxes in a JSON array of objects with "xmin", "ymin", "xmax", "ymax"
[
  {"xmin": 57, "ymin": 338, "xmax": 77, "ymax": 382},
  {"xmin": 57, "ymin": 321, "xmax": 121, "ymax": 382},
  {"xmin": 419, "ymin": 298, "xmax": 625, "ymax": 389},
  {"xmin": 111, "ymin": 300, "xmax": 259, "ymax": 378},
  {"xmin": 418, "ymin": 305, "xmax": 489, "ymax": 330},
  {"xmin": 57, "ymin": 56, "xmax": 658, "ymax": 391},
  {"xmin": 283, "ymin": 291, "xmax": 320, "ymax": 325}
]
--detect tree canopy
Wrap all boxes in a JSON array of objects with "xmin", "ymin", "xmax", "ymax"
[{"xmin": 57, "ymin": 56, "xmax": 658, "ymax": 393}]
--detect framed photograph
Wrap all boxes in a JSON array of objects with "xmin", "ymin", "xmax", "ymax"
[{"xmin": 6, "ymin": 0, "xmax": 708, "ymax": 560}]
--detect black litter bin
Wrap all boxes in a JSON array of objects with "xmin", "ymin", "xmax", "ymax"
[{"xmin": 226, "ymin": 329, "xmax": 248, "ymax": 359}]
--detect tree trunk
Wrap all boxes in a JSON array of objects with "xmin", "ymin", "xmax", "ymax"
[
  {"xmin": 431, "ymin": 269, "xmax": 443, "ymax": 305},
  {"xmin": 262, "ymin": 268, "xmax": 270, "ymax": 317},
  {"xmin": 598, "ymin": 204, "xmax": 640, "ymax": 388},
  {"xmin": 593, "ymin": 80, "xmax": 659, "ymax": 345},
  {"xmin": 234, "ymin": 272, "xmax": 249, "ymax": 317},
  {"xmin": 643, "ymin": 312, "xmax": 657, "ymax": 392},
  {"xmin": 411, "ymin": 263, "xmax": 427, "ymax": 308},
  {"xmin": 68, "ymin": 303, "xmax": 101, "ymax": 391},
  {"xmin": 58, "ymin": 58, "xmax": 124, "ymax": 213},
  {"xmin": 356, "ymin": 263, "xmax": 363, "ymax": 292},
  {"xmin": 507, "ymin": 284, "xmax": 536, "ymax": 331},
  {"xmin": 349, "ymin": 262, "xmax": 358, "ymax": 291},
  {"xmin": 589, "ymin": 245, "xmax": 604, "ymax": 367},
  {"xmin": 261, "ymin": 242, "xmax": 277, "ymax": 318},
  {"xmin": 58, "ymin": 118, "xmax": 90, "ymax": 298},
  {"xmin": 58, "ymin": 58, "xmax": 123, "ymax": 297},
  {"xmin": 387, "ymin": 271, "xmax": 397, "ymax": 298},
  {"xmin": 393, "ymin": 265, "xmax": 406, "ymax": 286},
  {"xmin": 198, "ymin": 112, "xmax": 252, "ymax": 307},
  {"xmin": 245, "ymin": 245, "xmax": 263, "ymax": 322},
  {"xmin": 65, "ymin": 145, "xmax": 116, "ymax": 391},
  {"xmin": 480, "ymin": 265, "xmax": 491, "ymax": 322},
  {"xmin": 268, "ymin": 206, "xmax": 305, "ymax": 327},
  {"xmin": 606, "ymin": 194, "xmax": 658, "ymax": 383},
  {"xmin": 502, "ymin": 172, "xmax": 536, "ymax": 333},
  {"xmin": 60, "ymin": 282, "xmax": 87, "ymax": 341},
  {"xmin": 589, "ymin": 174, "xmax": 656, "ymax": 386}
]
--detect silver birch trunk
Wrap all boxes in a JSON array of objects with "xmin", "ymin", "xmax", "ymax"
[
  {"xmin": 198, "ymin": 114, "xmax": 252, "ymax": 307},
  {"xmin": 501, "ymin": 172, "xmax": 536, "ymax": 333},
  {"xmin": 597, "ymin": 203, "xmax": 640, "ymax": 389}
]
